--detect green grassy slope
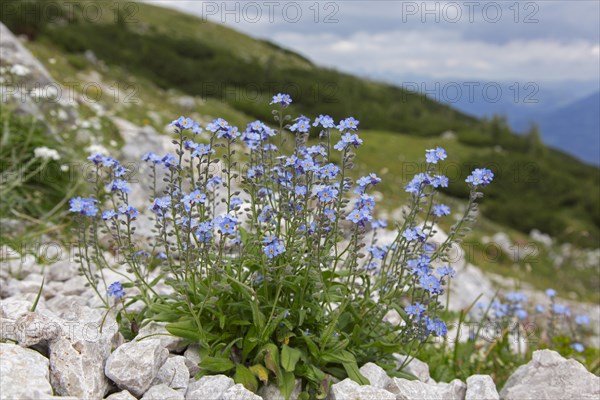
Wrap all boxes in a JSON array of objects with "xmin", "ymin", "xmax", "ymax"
[{"xmin": 1, "ymin": 0, "xmax": 599, "ymax": 300}]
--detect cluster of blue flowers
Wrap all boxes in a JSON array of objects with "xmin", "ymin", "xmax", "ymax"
[
  {"xmin": 466, "ymin": 168, "xmax": 494, "ymax": 187},
  {"xmin": 69, "ymin": 197, "xmax": 98, "ymax": 217},
  {"xmin": 404, "ymin": 300, "xmax": 448, "ymax": 337},
  {"xmin": 399, "ymin": 251, "xmax": 456, "ymax": 337},
  {"xmin": 70, "ymin": 92, "xmax": 499, "ymax": 356},
  {"xmin": 270, "ymin": 93, "xmax": 292, "ymax": 107},
  {"xmin": 425, "ymin": 147, "xmax": 447, "ymax": 164},
  {"xmin": 542, "ymin": 288, "xmax": 592, "ymax": 354},
  {"xmin": 479, "ymin": 291, "xmax": 529, "ymax": 321},
  {"xmin": 171, "ymin": 116, "xmax": 204, "ymax": 134},
  {"xmin": 403, "ymin": 227, "xmax": 426, "ymax": 242},
  {"xmin": 70, "ymin": 154, "xmax": 140, "ymax": 223},
  {"xmin": 476, "ymin": 287, "xmax": 592, "ymax": 354},
  {"xmin": 433, "ymin": 204, "xmax": 451, "ymax": 217},
  {"xmin": 107, "ymin": 281, "xmax": 125, "ymax": 299},
  {"xmin": 404, "ymin": 172, "xmax": 449, "ymax": 194},
  {"xmin": 263, "ymin": 235, "xmax": 286, "ymax": 259}
]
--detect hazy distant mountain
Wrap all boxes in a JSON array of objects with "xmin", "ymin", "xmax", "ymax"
[
  {"xmin": 514, "ymin": 91, "xmax": 600, "ymax": 165},
  {"xmin": 389, "ymin": 77, "xmax": 595, "ymax": 122},
  {"xmin": 391, "ymin": 77, "xmax": 599, "ymax": 165}
]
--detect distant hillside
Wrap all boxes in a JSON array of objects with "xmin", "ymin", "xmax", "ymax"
[
  {"xmin": 0, "ymin": 0, "xmax": 479, "ymax": 137},
  {"xmin": 1, "ymin": 0, "xmax": 599, "ymax": 247},
  {"xmin": 514, "ymin": 92, "xmax": 600, "ymax": 165}
]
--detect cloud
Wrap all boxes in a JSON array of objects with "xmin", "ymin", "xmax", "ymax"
[
  {"xmin": 145, "ymin": 1, "xmax": 600, "ymax": 83},
  {"xmin": 273, "ymin": 29, "xmax": 599, "ymax": 82}
]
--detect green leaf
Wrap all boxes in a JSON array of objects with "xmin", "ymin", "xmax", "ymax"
[
  {"xmin": 303, "ymin": 364, "xmax": 326, "ymax": 385},
  {"xmin": 30, "ymin": 275, "xmax": 45, "ymax": 312},
  {"xmin": 321, "ymin": 350, "xmax": 370, "ymax": 385},
  {"xmin": 238, "ymin": 226, "xmax": 249, "ymax": 245},
  {"xmin": 199, "ymin": 356, "xmax": 235, "ymax": 373},
  {"xmin": 148, "ymin": 274, "xmax": 164, "ymax": 287},
  {"xmin": 262, "ymin": 315, "xmax": 285, "ymax": 341},
  {"xmin": 166, "ymin": 319, "xmax": 201, "ymax": 341},
  {"xmin": 298, "ymin": 309, "xmax": 306, "ymax": 326},
  {"xmin": 234, "ymin": 364, "xmax": 258, "ymax": 392},
  {"xmin": 301, "ymin": 335, "xmax": 320, "ymax": 359},
  {"xmin": 231, "ymin": 320, "xmax": 252, "ymax": 326},
  {"xmin": 242, "ymin": 327, "xmax": 260, "ymax": 360},
  {"xmin": 342, "ymin": 360, "xmax": 370, "ymax": 386},
  {"xmin": 337, "ymin": 312, "xmax": 353, "ymax": 330},
  {"xmin": 279, "ymin": 370, "xmax": 296, "ymax": 400},
  {"xmin": 324, "ymin": 366, "xmax": 346, "ymax": 380},
  {"xmin": 149, "ymin": 303, "xmax": 173, "ymax": 314},
  {"xmin": 388, "ymin": 370, "xmax": 419, "ymax": 381},
  {"xmin": 371, "ymin": 340, "xmax": 402, "ymax": 352},
  {"xmin": 223, "ymin": 338, "xmax": 243, "ymax": 357},
  {"xmin": 152, "ymin": 312, "xmax": 181, "ymax": 323},
  {"xmin": 320, "ymin": 350, "xmax": 355, "ymax": 364},
  {"xmin": 281, "ymin": 344, "xmax": 302, "ymax": 372},
  {"xmin": 328, "ymin": 338, "xmax": 350, "ymax": 354},
  {"xmin": 250, "ymin": 300, "xmax": 266, "ymax": 333}
]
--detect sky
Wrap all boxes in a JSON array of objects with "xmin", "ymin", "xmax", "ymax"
[{"xmin": 147, "ymin": 1, "xmax": 600, "ymax": 111}]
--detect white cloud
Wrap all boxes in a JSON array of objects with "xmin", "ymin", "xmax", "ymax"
[{"xmin": 273, "ymin": 29, "xmax": 599, "ymax": 82}]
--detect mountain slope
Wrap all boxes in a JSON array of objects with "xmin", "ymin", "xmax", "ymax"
[
  {"xmin": 514, "ymin": 92, "xmax": 600, "ymax": 165},
  {"xmin": 1, "ymin": 0, "xmax": 599, "ymax": 248},
  {"xmin": 1, "ymin": 0, "xmax": 479, "ymax": 137}
]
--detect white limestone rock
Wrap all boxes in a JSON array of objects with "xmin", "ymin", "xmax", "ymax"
[
  {"xmin": 45, "ymin": 294, "xmax": 88, "ymax": 315},
  {"xmin": 220, "ymin": 384, "xmax": 263, "ymax": 400},
  {"xmin": 136, "ymin": 321, "xmax": 186, "ymax": 352},
  {"xmin": 183, "ymin": 344, "xmax": 201, "ymax": 377},
  {"xmin": 440, "ymin": 379, "xmax": 467, "ymax": 400},
  {"xmin": 394, "ymin": 354, "xmax": 433, "ymax": 383},
  {"xmin": 0, "ymin": 298, "xmax": 55, "ymax": 342},
  {"xmin": 152, "ymin": 355, "xmax": 190, "ymax": 392},
  {"xmin": 60, "ymin": 275, "xmax": 89, "ymax": 296},
  {"xmin": 1, "ymin": 297, "xmax": 53, "ymax": 321},
  {"xmin": 500, "ymin": 350, "xmax": 600, "ymax": 400},
  {"xmin": 46, "ymin": 259, "xmax": 79, "ymax": 282},
  {"xmin": 142, "ymin": 384, "xmax": 185, "ymax": 400},
  {"xmin": 330, "ymin": 378, "xmax": 396, "ymax": 400},
  {"xmin": 14, "ymin": 311, "xmax": 61, "ymax": 347},
  {"xmin": 387, "ymin": 378, "xmax": 442, "ymax": 400},
  {"xmin": 105, "ymin": 390, "xmax": 137, "ymax": 400},
  {"xmin": 0, "ymin": 251, "xmax": 41, "ymax": 279},
  {"xmin": 0, "ymin": 23, "xmax": 54, "ymax": 85},
  {"xmin": 359, "ymin": 362, "xmax": 392, "ymax": 389},
  {"xmin": 0, "ymin": 343, "xmax": 53, "ymax": 399},
  {"xmin": 465, "ymin": 375, "xmax": 499, "ymax": 400},
  {"xmin": 105, "ymin": 339, "xmax": 169, "ymax": 397},
  {"xmin": 185, "ymin": 375, "xmax": 235, "ymax": 400},
  {"xmin": 387, "ymin": 377, "xmax": 466, "ymax": 400},
  {"xmin": 48, "ymin": 306, "xmax": 120, "ymax": 399}
]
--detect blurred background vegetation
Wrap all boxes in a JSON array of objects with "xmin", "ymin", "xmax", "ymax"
[{"xmin": 1, "ymin": 0, "xmax": 598, "ymax": 301}]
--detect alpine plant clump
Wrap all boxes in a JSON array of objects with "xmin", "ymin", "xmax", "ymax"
[{"xmin": 70, "ymin": 94, "xmax": 493, "ymax": 398}]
